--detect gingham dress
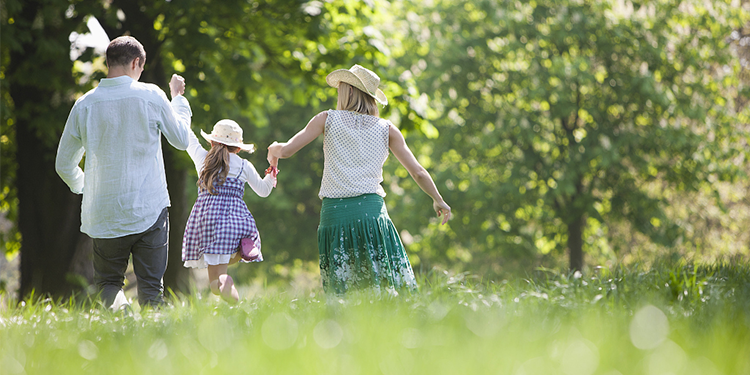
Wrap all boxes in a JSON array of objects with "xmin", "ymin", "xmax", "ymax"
[{"xmin": 181, "ymin": 168, "xmax": 261, "ymax": 265}]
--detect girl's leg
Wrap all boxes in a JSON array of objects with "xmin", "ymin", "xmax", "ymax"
[
  {"xmin": 228, "ymin": 250, "xmax": 241, "ymax": 265},
  {"xmin": 207, "ymin": 263, "xmax": 239, "ymax": 303}
]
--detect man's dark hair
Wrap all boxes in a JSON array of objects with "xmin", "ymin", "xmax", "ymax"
[{"xmin": 106, "ymin": 36, "xmax": 146, "ymax": 68}]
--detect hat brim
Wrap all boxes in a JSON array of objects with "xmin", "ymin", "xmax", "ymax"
[
  {"xmin": 326, "ymin": 69, "xmax": 388, "ymax": 106},
  {"xmin": 200, "ymin": 129, "xmax": 256, "ymax": 152}
]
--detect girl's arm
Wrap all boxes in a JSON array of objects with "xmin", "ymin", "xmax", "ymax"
[
  {"xmin": 185, "ymin": 128, "xmax": 208, "ymax": 171},
  {"xmin": 267, "ymin": 111, "xmax": 327, "ymax": 162},
  {"xmin": 388, "ymin": 123, "xmax": 451, "ymax": 225},
  {"xmin": 242, "ymin": 160, "xmax": 275, "ymax": 198}
]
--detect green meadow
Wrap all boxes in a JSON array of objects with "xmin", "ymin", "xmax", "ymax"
[{"xmin": 1, "ymin": 262, "xmax": 748, "ymax": 375}]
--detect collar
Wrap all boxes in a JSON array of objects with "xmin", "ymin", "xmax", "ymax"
[{"xmin": 98, "ymin": 75, "xmax": 135, "ymax": 87}]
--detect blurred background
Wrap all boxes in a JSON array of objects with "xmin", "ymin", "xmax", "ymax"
[{"xmin": 1, "ymin": 0, "xmax": 749, "ymax": 301}]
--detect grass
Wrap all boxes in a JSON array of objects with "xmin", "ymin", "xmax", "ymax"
[{"xmin": 1, "ymin": 261, "xmax": 749, "ymax": 375}]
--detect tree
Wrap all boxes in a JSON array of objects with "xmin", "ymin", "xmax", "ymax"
[
  {"xmin": 390, "ymin": 0, "xmax": 748, "ymax": 272},
  {"xmin": 1, "ymin": 0, "xmax": 102, "ymax": 297}
]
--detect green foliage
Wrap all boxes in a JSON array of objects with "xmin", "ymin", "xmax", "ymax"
[
  {"xmin": 0, "ymin": 2, "xmax": 18, "ymax": 256},
  {"xmin": 1, "ymin": 261, "xmax": 749, "ymax": 374},
  {"xmin": 385, "ymin": 0, "xmax": 750, "ymax": 273},
  {"xmin": 0, "ymin": 0, "xmax": 102, "ymax": 258},
  {"xmin": 1, "ymin": 2, "xmax": 22, "ymax": 258}
]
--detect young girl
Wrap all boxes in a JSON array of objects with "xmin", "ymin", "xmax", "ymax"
[
  {"xmin": 268, "ymin": 65, "xmax": 451, "ymax": 294},
  {"xmin": 182, "ymin": 119, "xmax": 276, "ymax": 302}
]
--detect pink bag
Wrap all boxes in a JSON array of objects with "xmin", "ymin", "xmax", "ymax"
[{"xmin": 240, "ymin": 238, "xmax": 262, "ymax": 262}]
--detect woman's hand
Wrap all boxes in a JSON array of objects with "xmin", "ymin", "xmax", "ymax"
[
  {"xmin": 433, "ymin": 200, "xmax": 451, "ymax": 225},
  {"xmin": 267, "ymin": 141, "xmax": 283, "ymax": 164},
  {"xmin": 267, "ymin": 144, "xmax": 280, "ymax": 168}
]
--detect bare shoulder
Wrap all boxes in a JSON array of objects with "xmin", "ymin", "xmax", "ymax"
[
  {"xmin": 308, "ymin": 111, "xmax": 328, "ymax": 132},
  {"xmin": 314, "ymin": 110, "xmax": 329, "ymax": 122},
  {"xmin": 388, "ymin": 121, "xmax": 404, "ymax": 140}
]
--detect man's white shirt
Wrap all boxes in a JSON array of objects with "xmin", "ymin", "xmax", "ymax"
[{"xmin": 56, "ymin": 75, "xmax": 192, "ymax": 238}]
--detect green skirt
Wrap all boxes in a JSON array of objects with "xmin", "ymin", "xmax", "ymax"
[{"xmin": 318, "ymin": 194, "xmax": 417, "ymax": 294}]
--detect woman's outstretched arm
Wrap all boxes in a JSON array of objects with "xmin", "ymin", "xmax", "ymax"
[
  {"xmin": 267, "ymin": 111, "xmax": 327, "ymax": 163},
  {"xmin": 388, "ymin": 123, "xmax": 451, "ymax": 225}
]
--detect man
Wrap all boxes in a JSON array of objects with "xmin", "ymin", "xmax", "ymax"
[{"xmin": 56, "ymin": 36, "xmax": 191, "ymax": 309}]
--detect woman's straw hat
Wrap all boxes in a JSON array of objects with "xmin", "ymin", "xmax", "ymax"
[
  {"xmin": 326, "ymin": 64, "xmax": 388, "ymax": 106},
  {"xmin": 200, "ymin": 119, "xmax": 255, "ymax": 152}
]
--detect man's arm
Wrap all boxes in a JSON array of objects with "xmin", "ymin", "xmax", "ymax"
[
  {"xmin": 159, "ymin": 74, "xmax": 192, "ymax": 150},
  {"xmin": 55, "ymin": 106, "xmax": 86, "ymax": 194}
]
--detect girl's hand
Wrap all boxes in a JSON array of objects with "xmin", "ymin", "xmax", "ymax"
[
  {"xmin": 265, "ymin": 166, "xmax": 279, "ymax": 177},
  {"xmin": 228, "ymin": 251, "xmax": 241, "ymax": 265},
  {"xmin": 433, "ymin": 200, "xmax": 451, "ymax": 225},
  {"xmin": 265, "ymin": 166, "xmax": 278, "ymax": 187}
]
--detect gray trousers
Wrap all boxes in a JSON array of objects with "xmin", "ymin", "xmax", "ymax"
[{"xmin": 92, "ymin": 207, "xmax": 169, "ymax": 308}]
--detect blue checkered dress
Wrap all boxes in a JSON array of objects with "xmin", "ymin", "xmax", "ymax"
[{"xmin": 182, "ymin": 174, "xmax": 261, "ymax": 263}]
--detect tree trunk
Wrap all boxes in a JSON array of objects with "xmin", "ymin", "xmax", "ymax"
[
  {"xmin": 11, "ymin": 1, "xmax": 95, "ymax": 300},
  {"xmin": 567, "ymin": 214, "xmax": 585, "ymax": 272},
  {"xmin": 16, "ymin": 121, "xmax": 94, "ymax": 299},
  {"xmin": 162, "ymin": 146, "xmax": 192, "ymax": 294}
]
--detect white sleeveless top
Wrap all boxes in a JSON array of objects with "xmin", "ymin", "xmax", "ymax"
[{"xmin": 319, "ymin": 110, "xmax": 390, "ymax": 199}]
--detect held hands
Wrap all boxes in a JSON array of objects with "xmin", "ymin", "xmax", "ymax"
[
  {"xmin": 265, "ymin": 143, "xmax": 280, "ymax": 188},
  {"xmin": 433, "ymin": 200, "xmax": 452, "ymax": 225},
  {"xmin": 265, "ymin": 165, "xmax": 279, "ymax": 188},
  {"xmin": 267, "ymin": 141, "xmax": 283, "ymax": 164},
  {"xmin": 169, "ymin": 74, "xmax": 186, "ymax": 98},
  {"xmin": 267, "ymin": 145, "xmax": 279, "ymax": 168}
]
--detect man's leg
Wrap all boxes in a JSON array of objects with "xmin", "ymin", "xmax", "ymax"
[
  {"xmin": 131, "ymin": 208, "xmax": 169, "ymax": 308},
  {"xmin": 92, "ymin": 236, "xmax": 135, "ymax": 309}
]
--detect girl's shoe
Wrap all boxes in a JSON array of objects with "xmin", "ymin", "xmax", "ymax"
[{"xmin": 240, "ymin": 238, "xmax": 262, "ymax": 262}]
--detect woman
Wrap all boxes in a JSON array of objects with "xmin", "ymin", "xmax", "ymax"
[{"xmin": 268, "ymin": 64, "xmax": 451, "ymax": 294}]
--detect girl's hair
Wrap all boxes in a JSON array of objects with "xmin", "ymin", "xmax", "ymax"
[
  {"xmin": 337, "ymin": 82, "xmax": 379, "ymax": 116},
  {"xmin": 198, "ymin": 142, "xmax": 240, "ymax": 194}
]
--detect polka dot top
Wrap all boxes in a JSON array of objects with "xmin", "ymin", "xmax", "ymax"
[{"xmin": 319, "ymin": 110, "xmax": 390, "ymax": 199}]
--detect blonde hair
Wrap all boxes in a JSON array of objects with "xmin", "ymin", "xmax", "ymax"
[
  {"xmin": 337, "ymin": 82, "xmax": 379, "ymax": 116},
  {"xmin": 198, "ymin": 142, "xmax": 240, "ymax": 194}
]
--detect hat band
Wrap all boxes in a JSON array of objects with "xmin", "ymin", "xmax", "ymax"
[{"xmin": 212, "ymin": 133, "xmax": 242, "ymax": 143}]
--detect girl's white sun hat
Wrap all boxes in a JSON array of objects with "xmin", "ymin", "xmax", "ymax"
[
  {"xmin": 200, "ymin": 119, "xmax": 255, "ymax": 152},
  {"xmin": 326, "ymin": 64, "xmax": 388, "ymax": 106}
]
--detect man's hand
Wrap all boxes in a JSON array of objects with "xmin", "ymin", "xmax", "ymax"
[{"xmin": 170, "ymin": 74, "xmax": 186, "ymax": 98}]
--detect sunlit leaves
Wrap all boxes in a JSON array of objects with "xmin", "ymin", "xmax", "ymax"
[{"xmin": 383, "ymin": 0, "xmax": 749, "ymax": 273}]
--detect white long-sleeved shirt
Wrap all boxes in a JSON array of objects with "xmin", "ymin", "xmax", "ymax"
[
  {"xmin": 185, "ymin": 129, "xmax": 274, "ymax": 197},
  {"xmin": 55, "ymin": 75, "xmax": 192, "ymax": 238}
]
